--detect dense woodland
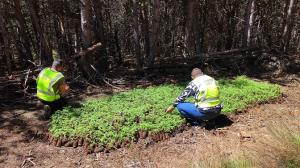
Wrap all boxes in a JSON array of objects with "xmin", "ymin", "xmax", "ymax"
[
  {"xmin": 1, "ymin": 2, "xmax": 300, "ymax": 166},
  {"xmin": 0, "ymin": 0, "xmax": 299, "ymax": 79}
]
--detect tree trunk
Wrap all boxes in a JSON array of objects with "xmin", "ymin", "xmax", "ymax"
[
  {"xmin": 114, "ymin": 28, "xmax": 122, "ymax": 65},
  {"xmin": 74, "ymin": 23, "xmax": 80, "ymax": 53},
  {"xmin": 130, "ymin": 0, "xmax": 143, "ymax": 71},
  {"xmin": 298, "ymin": 38, "xmax": 300, "ymax": 53},
  {"xmin": 141, "ymin": 3, "xmax": 150, "ymax": 66},
  {"xmin": 243, "ymin": 0, "xmax": 255, "ymax": 47},
  {"xmin": 54, "ymin": 16, "xmax": 68, "ymax": 59},
  {"xmin": 79, "ymin": 0, "xmax": 107, "ymax": 80},
  {"xmin": 81, "ymin": 0, "xmax": 94, "ymax": 48},
  {"xmin": 79, "ymin": 0, "xmax": 96, "ymax": 79},
  {"xmin": 0, "ymin": 12, "xmax": 12, "ymax": 74},
  {"xmin": 26, "ymin": 0, "xmax": 52, "ymax": 65},
  {"xmin": 51, "ymin": 0, "xmax": 69, "ymax": 60},
  {"xmin": 225, "ymin": 2, "xmax": 239, "ymax": 50},
  {"xmin": 282, "ymin": 0, "xmax": 296, "ymax": 52},
  {"xmin": 92, "ymin": 0, "xmax": 105, "ymax": 45},
  {"xmin": 13, "ymin": 0, "xmax": 33, "ymax": 65},
  {"xmin": 183, "ymin": 0, "xmax": 195, "ymax": 58},
  {"xmin": 194, "ymin": 1, "xmax": 204, "ymax": 58},
  {"xmin": 147, "ymin": 0, "xmax": 160, "ymax": 69}
]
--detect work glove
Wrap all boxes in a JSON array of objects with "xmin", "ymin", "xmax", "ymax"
[{"xmin": 166, "ymin": 106, "xmax": 175, "ymax": 113}]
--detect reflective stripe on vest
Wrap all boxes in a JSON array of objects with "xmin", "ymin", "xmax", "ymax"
[
  {"xmin": 37, "ymin": 89, "xmax": 55, "ymax": 96},
  {"xmin": 36, "ymin": 68, "xmax": 64, "ymax": 102},
  {"xmin": 48, "ymin": 73, "xmax": 63, "ymax": 94},
  {"xmin": 192, "ymin": 75, "xmax": 221, "ymax": 108}
]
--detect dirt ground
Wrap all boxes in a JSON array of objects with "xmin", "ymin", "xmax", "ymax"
[{"xmin": 1, "ymin": 76, "xmax": 300, "ymax": 168}]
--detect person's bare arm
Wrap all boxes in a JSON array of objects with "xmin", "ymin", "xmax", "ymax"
[{"xmin": 53, "ymin": 77, "xmax": 69, "ymax": 96}]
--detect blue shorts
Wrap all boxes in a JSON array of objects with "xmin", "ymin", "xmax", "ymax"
[{"xmin": 176, "ymin": 102, "xmax": 221, "ymax": 121}]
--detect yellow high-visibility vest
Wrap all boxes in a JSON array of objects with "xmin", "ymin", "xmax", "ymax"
[
  {"xmin": 192, "ymin": 75, "xmax": 221, "ymax": 108},
  {"xmin": 36, "ymin": 68, "xmax": 64, "ymax": 102}
]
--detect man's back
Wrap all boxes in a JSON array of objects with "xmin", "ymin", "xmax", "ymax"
[{"xmin": 36, "ymin": 67, "xmax": 64, "ymax": 102}]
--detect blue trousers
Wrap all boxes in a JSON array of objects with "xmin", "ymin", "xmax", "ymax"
[{"xmin": 176, "ymin": 103, "xmax": 221, "ymax": 121}]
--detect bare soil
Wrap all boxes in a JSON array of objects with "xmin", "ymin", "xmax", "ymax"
[{"xmin": 1, "ymin": 77, "xmax": 300, "ymax": 168}]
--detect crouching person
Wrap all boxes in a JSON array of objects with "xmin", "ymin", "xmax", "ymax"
[
  {"xmin": 36, "ymin": 59, "xmax": 69, "ymax": 119},
  {"xmin": 166, "ymin": 68, "xmax": 222, "ymax": 126}
]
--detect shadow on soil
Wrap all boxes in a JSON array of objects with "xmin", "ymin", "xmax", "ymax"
[{"xmin": 205, "ymin": 114, "xmax": 234, "ymax": 130}]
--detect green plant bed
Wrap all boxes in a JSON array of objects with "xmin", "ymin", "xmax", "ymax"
[{"xmin": 49, "ymin": 76, "xmax": 281, "ymax": 149}]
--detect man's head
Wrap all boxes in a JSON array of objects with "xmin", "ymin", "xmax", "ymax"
[
  {"xmin": 52, "ymin": 59, "xmax": 64, "ymax": 72},
  {"xmin": 191, "ymin": 68, "xmax": 203, "ymax": 79}
]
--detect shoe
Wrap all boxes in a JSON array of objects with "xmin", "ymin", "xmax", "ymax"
[
  {"xmin": 42, "ymin": 105, "xmax": 52, "ymax": 120},
  {"xmin": 205, "ymin": 120, "xmax": 217, "ymax": 129},
  {"xmin": 188, "ymin": 120, "xmax": 207, "ymax": 127}
]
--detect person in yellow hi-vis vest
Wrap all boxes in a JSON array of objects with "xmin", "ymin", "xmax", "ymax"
[
  {"xmin": 36, "ymin": 59, "xmax": 69, "ymax": 119},
  {"xmin": 166, "ymin": 68, "xmax": 222, "ymax": 126}
]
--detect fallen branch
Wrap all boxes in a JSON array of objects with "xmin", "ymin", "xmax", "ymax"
[
  {"xmin": 21, "ymin": 157, "xmax": 36, "ymax": 168},
  {"xmin": 0, "ymin": 82, "xmax": 22, "ymax": 90},
  {"xmin": 23, "ymin": 69, "xmax": 31, "ymax": 94},
  {"xmin": 90, "ymin": 65, "xmax": 124, "ymax": 91},
  {"xmin": 208, "ymin": 46, "xmax": 260, "ymax": 56},
  {"xmin": 78, "ymin": 42, "xmax": 102, "ymax": 58},
  {"xmin": 183, "ymin": 46, "xmax": 263, "ymax": 60}
]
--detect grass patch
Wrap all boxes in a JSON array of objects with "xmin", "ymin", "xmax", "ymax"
[
  {"xmin": 221, "ymin": 157, "xmax": 252, "ymax": 168},
  {"xmin": 194, "ymin": 124, "xmax": 300, "ymax": 168},
  {"xmin": 49, "ymin": 76, "xmax": 281, "ymax": 146},
  {"xmin": 194, "ymin": 155, "xmax": 253, "ymax": 168},
  {"xmin": 235, "ymin": 123, "xmax": 300, "ymax": 168}
]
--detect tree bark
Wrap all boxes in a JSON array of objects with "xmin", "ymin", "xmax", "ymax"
[
  {"xmin": 79, "ymin": 0, "xmax": 107, "ymax": 80},
  {"xmin": 298, "ymin": 38, "xmax": 300, "ymax": 53},
  {"xmin": 0, "ymin": 12, "xmax": 12, "ymax": 74},
  {"xmin": 80, "ymin": 0, "xmax": 94, "ymax": 48},
  {"xmin": 51, "ymin": 0, "xmax": 69, "ymax": 60},
  {"xmin": 54, "ymin": 16, "xmax": 68, "ymax": 59},
  {"xmin": 243, "ymin": 0, "xmax": 255, "ymax": 47},
  {"xmin": 130, "ymin": 0, "xmax": 143, "ymax": 71},
  {"xmin": 13, "ymin": 0, "xmax": 33, "ymax": 65},
  {"xmin": 147, "ymin": 0, "xmax": 160, "ymax": 69},
  {"xmin": 26, "ymin": 0, "xmax": 52, "ymax": 65},
  {"xmin": 282, "ymin": 0, "xmax": 297, "ymax": 52},
  {"xmin": 183, "ymin": 0, "xmax": 195, "ymax": 58},
  {"xmin": 194, "ymin": 1, "xmax": 203, "ymax": 58},
  {"xmin": 92, "ymin": 0, "xmax": 105, "ymax": 45},
  {"xmin": 79, "ymin": 0, "xmax": 96, "ymax": 79},
  {"xmin": 114, "ymin": 28, "xmax": 122, "ymax": 65},
  {"xmin": 141, "ymin": 3, "xmax": 150, "ymax": 65}
]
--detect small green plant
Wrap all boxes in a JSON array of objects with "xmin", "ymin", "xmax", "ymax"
[
  {"xmin": 283, "ymin": 133, "xmax": 300, "ymax": 168},
  {"xmin": 221, "ymin": 157, "xmax": 252, "ymax": 168},
  {"xmin": 49, "ymin": 76, "xmax": 281, "ymax": 147},
  {"xmin": 219, "ymin": 76, "xmax": 280, "ymax": 114}
]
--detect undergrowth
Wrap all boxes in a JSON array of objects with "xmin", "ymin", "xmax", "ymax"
[
  {"xmin": 254, "ymin": 123, "xmax": 300, "ymax": 168},
  {"xmin": 194, "ymin": 123, "xmax": 300, "ymax": 168},
  {"xmin": 49, "ymin": 76, "xmax": 281, "ymax": 146}
]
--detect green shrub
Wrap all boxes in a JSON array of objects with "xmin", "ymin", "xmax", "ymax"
[
  {"xmin": 219, "ymin": 76, "xmax": 280, "ymax": 114},
  {"xmin": 49, "ymin": 76, "xmax": 281, "ymax": 145}
]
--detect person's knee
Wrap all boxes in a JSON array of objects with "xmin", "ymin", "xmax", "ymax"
[
  {"xmin": 177, "ymin": 103, "xmax": 190, "ymax": 111},
  {"xmin": 176, "ymin": 103, "xmax": 184, "ymax": 111}
]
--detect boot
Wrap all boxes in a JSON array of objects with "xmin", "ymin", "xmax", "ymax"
[{"xmin": 42, "ymin": 105, "xmax": 52, "ymax": 120}]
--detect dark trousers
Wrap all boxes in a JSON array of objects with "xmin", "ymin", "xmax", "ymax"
[{"xmin": 40, "ymin": 98, "xmax": 66, "ymax": 113}]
